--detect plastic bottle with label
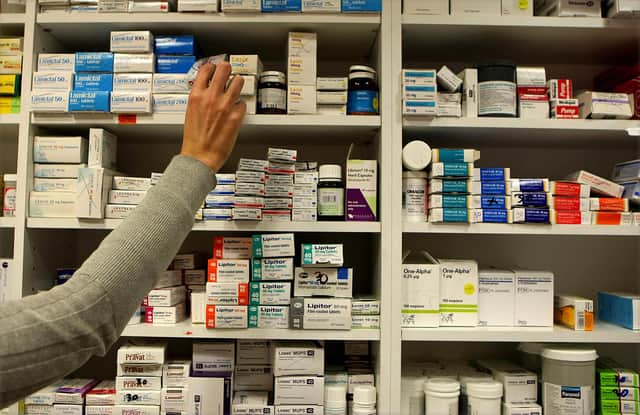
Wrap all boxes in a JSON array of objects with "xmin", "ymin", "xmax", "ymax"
[
  {"xmin": 2, "ymin": 174, "xmax": 16, "ymax": 217},
  {"xmin": 425, "ymin": 378, "xmax": 460, "ymax": 415},
  {"xmin": 477, "ymin": 61, "xmax": 517, "ymax": 118},
  {"xmin": 318, "ymin": 164, "xmax": 345, "ymax": 221},
  {"xmin": 403, "ymin": 171, "xmax": 428, "ymax": 223},
  {"xmin": 348, "ymin": 65, "xmax": 379, "ymax": 115},
  {"xmin": 258, "ymin": 71, "xmax": 287, "ymax": 114}
]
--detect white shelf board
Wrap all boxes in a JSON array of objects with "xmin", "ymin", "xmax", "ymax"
[
  {"xmin": 0, "ymin": 13, "xmax": 25, "ymax": 25},
  {"xmin": 402, "ymin": 322, "xmax": 640, "ymax": 343},
  {"xmin": 27, "ymin": 218, "xmax": 382, "ymax": 233},
  {"xmin": 403, "ymin": 223, "xmax": 640, "ymax": 237},
  {"xmin": 402, "ymin": 15, "xmax": 640, "ymax": 63},
  {"xmin": 0, "ymin": 217, "xmax": 15, "ymax": 228},
  {"xmin": 122, "ymin": 321, "xmax": 380, "ymax": 340},
  {"xmin": 0, "ymin": 114, "xmax": 20, "ymax": 125},
  {"xmin": 36, "ymin": 13, "xmax": 380, "ymax": 61}
]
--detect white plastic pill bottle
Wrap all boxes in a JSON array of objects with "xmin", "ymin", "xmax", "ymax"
[
  {"xmin": 425, "ymin": 377, "xmax": 460, "ymax": 415},
  {"xmin": 466, "ymin": 380, "xmax": 503, "ymax": 415}
]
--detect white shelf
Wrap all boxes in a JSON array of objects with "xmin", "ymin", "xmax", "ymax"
[
  {"xmin": 402, "ymin": 322, "xmax": 640, "ymax": 343},
  {"xmin": 27, "ymin": 218, "xmax": 382, "ymax": 233},
  {"xmin": 402, "ymin": 15, "xmax": 640, "ymax": 63},
  {"xmin": 0, "ymin": 217, "xmax": 15, "ymax": 228},
  {"xmin": 122, "ymin": 321, "xmax": 380, "ymax": 340},
  {"xmin": 0, "ymin": 13, "xmax": 25, "ymax": 26},
  {"xmin": 403, "ymin": 223, "xmax": 640, "ymax": 236},
  {"xmin": 0, "ymin": 114, "xmax": 20, "ymax": 125}
]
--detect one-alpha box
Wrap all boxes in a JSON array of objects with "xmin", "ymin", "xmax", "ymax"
[
  {"xmin": 402, "ymin": 251, "xmax": 440, "ymax": 328},
  {"xmin": 439, "ymin": 259, "xmax": 478, "ymax": 327}
]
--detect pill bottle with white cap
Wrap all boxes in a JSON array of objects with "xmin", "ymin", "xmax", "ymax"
[
  {"xmin": 402, "ymin": 375, "xmax": 427, "ymax": 415},
  {"xmin": 2, "ymin": 174, "xmax": 16, "ymax": 217},
  {"xmin": 425, "ymin": 377, "xmax": 460, "ymax": 415},
  {"xmin": 403, "ymin": 171, "xmax": 428, "ymax": 223},
  {"xmin": 466, "ymin": 380, "xmax": 503, "ymax": 415},
  {"xmin": 325, "ymin": 385, "xmax": 347, "ymax": 415},
  {"xmin": 318, "ymin": 164, "xmax": 345, "ymax": 221},
  {"xmin": 403, "ymin": 140, "xmax": 432, "ymax": 171},
  {"xmin": 352, "ymin": 385, "xmax": 377, "ymax": 415},
  {"xmin": 541, "ymin": 345, "xmax": 598, "ymax": 415}
]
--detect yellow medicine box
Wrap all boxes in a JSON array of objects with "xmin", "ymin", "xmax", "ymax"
[
  {"xmin": 0, "ymin": 97, "xmax": 20, "ymax": 114},
  {"xmin": 0, "ymin": 75, "xmax": 20, "ymax": 96}
]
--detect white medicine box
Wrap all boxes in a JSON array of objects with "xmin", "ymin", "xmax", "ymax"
[
  {"xmin": 514, "ymin": 270, "xmax": 554, "ymax": 327},
  {"xmin": 451, "ymin": 0, "xmax": 501, "ymax": 15},
  {"xmin": 478, "ymin": 269, "xmax": 515, "ymax": 327},
  {"xmin": 404, "ymin": 0, "xmax": 449, "ymax": 15},
  {"xmin": 502, "ymin": 0, "xmax": 533, "ymax": 15},
  {"xmin": 401, "ymin": 250, "xmax": 440, "ymax": 328},
  {"xmin": 439, "ymin": 258, "xmax": 479, "ymax": 327}
]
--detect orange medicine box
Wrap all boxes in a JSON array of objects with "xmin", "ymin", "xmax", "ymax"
[
  {"xmin": 554, "ymin": 295, "xmax": 594, "ymax": 331},
  {"xmin": 592, "ymin": 212, "xmax": 634, "ymax": 225},
  {"xmin": 589, "ymin": 198, "xmax": 629, "ymax": 212},
  {"xmin": 205, "ymin": 305, "xmax": 248, "ymax": 329}
]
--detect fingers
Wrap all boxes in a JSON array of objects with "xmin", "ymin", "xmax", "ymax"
[
  {"xmin": 192, "ymin": 63, "xmax": 215, "ymax": 91},
  {"xmin": 224, "ymin": 75, "xmax": 245, "ymax": 106},
  {"xmin": 209, "ymin": 61, "xmax": 232, "ymax": 95},
  {"xmin": 218, "ymin": 101, "xmax": 247, "ymax": 141}
]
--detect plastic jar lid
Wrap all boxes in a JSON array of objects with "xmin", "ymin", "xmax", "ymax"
[
  {"xmin": 349, "ymin": 71, "xmax": 376, "ymax": 81},
  {"xmin": 402, "ymin": 376, "xmax": 427, "ymax": 395},
  {"xmin": 325, "ymin": 385, "xmax": 347, "ymax": 406},
  {"xmin": 542, "ymin": 345, "xmax": 598, "ymax": 362},
  {"xmin": 260, "ymin": 71, "xmax": 286, "ymax": 83},
  {"xmin": 403, "ymin": 171, "xmax": 428, "ymax": 179},
  {"xmin": 518, "ymin": 342, "xmax": 545, "ymax": 355},
  {"xmin": 3, "ymin": 174, "xmax": 16, "ymax": 182},
  {"xmin": 350, "ymin": 65, "xmax": 376, "ymax": 74},
  {"xmin": 459, "ymin": 374, "xmax": 492, "ymax": 389},
  {"xmin": 353, "ymin": 385, "xmax": 376, "ymax": 405},
  {"xmin": 424, "ymin": 377, "xmax": 460, "ymax": 394},
  {"xmin": 319, "ymin": 164, "xmax": 342, "ymax": 180},
  {"xmin": 402, "ymin": 140, "xmax": 432, "ymax": 171},
  {"xmin": 466, "ymin": 380, "xmax": 503, "ymax": 399}
]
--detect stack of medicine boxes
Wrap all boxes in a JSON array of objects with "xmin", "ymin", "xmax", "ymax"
[
  {"xmin": 273, "ymin": 342, "xmax": 325, "ymax": 412},
  {"xmin": 545, "ymin": 181, "xmax": 591, "ymax": 225},
  {"xmin": 293, "ymin": 161, "xmax": 319, "ymax": 222},
  {"xmin": 204, "ymin": 172, "xmax": 236, "ymax": 221},
  {"xmin": 109, "ymin": 30, "xmax": 154, "ymax": 114},
  {"xmin": 54, "ymin": 379, "xmax": 100, "ymax": 415},
  {"xmin": 292, "ymin": 243, "xmax": 352, "ymax": 330},
  {"xmin": 160, "ymin": 359, "xmax": 191, "ymax": 414},
  {"xmin": 0, "ymin": 37, "xmax": 23, "ymax": 114},
  {"xmin": 230, "ymin": 54, "xmax": 261, "ymax": 115},
  {"xmin": 435, "ymin": 65, "xmax": 462, "ymax": 117},
  {"xmin": 152, "ymin": 35, "xmax": 195, "ymax": 113},
  {"xmin": 250, "ymin": 233, "xmax": 295, "ymax": 328},
  {"xmin": 549, "ymin": 78, "xmax": 579, "ymax": 119},
  {"xmin": 206, "ymin": 237, "xmax": 251, "ymax": 329},
  {"xmin": 264, "ymin": 147, "xmax": 297, "ymax": 222},
  {"xmin": 613, "ymin": 159, "xmax": 640, "ymax": 222},
  {"xmin": 142, "ymin": 263, "xmax": 187, "ymax": 324},
  {"xmin": 517, "ymin": 66, "xmax": 549, "ymax": 119},
  {"xmin": 428, "ymin": 148, "xmax": 513, "ymax": 224},
  {"xmin": 598, "ymin": 358, "xmax": 640, "ymax": 415},
  {"xmin": 402, "ymin": 69, "xmax": 437, "ymax": 116},
  {"xmin": 510, "ymin": 178, "xmax": 552, "ymax": 224},
  {"xmin": 30, "ymin": 135, "xmax": 87, "ymax": 218},
  {"xmin": 233, "ymin": 341, "xmax": 273, "ymax": 406},
  {"xmin": 317, "ymin": 76, "xmax": 348, "ymax": 115},
  {"xmin": 234, "ymin": 158, "xmax": 265, "ymax": 221},
  {"xmin": 106, "ymin": 173, "xmax": 153, "ymax": 219},
  {"xmin": 221, "ymin": 0, "xmax": 261, "ymax": 12},
  {"xmin": 32, "ymin": 53, "xmax": 73, "ymax": 112},
  {"xmin": 116, "ymin": 342, "xmax": 166, "ymax": 414},
  {"xmin": 191, "ymin": 342, "xmax": 234, "ymax": 413},
  {"xmin": 287, "ymin": 32, "xmax": 317, "ymax": 115},
  {"xmin": 587, "ymin": 162, "xmax": 632, "ymax": 225},
  {"xmin": 24, "ymin": 380, "xmax": 66, "ymax": 415},
  {"xmin": 85, "ymin": 380, "xmax": 116, "ymax": 415}
]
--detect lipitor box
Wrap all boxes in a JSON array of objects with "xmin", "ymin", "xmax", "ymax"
[
  {"xmin": 402, "ymin": 251, "xmax": 440, "ymax": 328},
  {"xmin": 290, "ymin": 297, "xmax": 352, "ymax": 330},
  {"xmin": 113, "ymin": 406, "xmax": 159, "ymax": 415},
  {"xmin": 235, "ymin": 366, "xmax": 273, "ymax": 391},
  {"xmin": 192, "ymin": 342, "xmax": 235, "ymax": 374},
  {"xmin": 237, "ymin": 340, "xmax": 271, "ymax": 365},
  {"xmin": 300, "ymin": 244, "xmax": 343, "ymax": 267},
  {"xmin": 208, "ymin": 259, "xmax": 250, "ymax": 283},
  {"xmin": 145, "ymin": 286, "xmax": 186, "ymax": 307},
  {"xmin": 251, "ymin": 257, "xmax": 294, "ymax": 281},
  {"xmin": 206, "ymin": 282, "xmax": 249, "ymax": 305},
  {"xmin": 440, "ymin": 259, "xmax": 478, "ymax": 327},
  {"xmin": 272, "ymin": 342, "xmax": 324, "ymax": 376},
  {"xmin": 113, "ymin": 73, "xmax": 153, "ymax": 92},
  {"xmin": 115, "ymin": 376, "xmax": 162, "ymax": 391},
  {"xmin": 29, "ymin": 192, "xmax": 76, "ymax": 218},
  {"xmin": 31, "ymin": 90, "xmax": 69, "ymax": 112},
  {"xmin": 294, "ymin": 267, "xmax": 353, "ymax": 298},
  {"xmin": 205, "ymin": 305, "xmax": 248, "ymax": 329},
  {"xmin": 274, "ymin": 376, "xmax": 324, "ymax": 406},
  {"xmin": 248, "ymin": 305, "xmax": 290, "ymax": 329},
  {"xmin": 346, "ymin": 158, "xmax": 377, "ymax": 221},
  {"xmin": 110, "ymin": 31, "xmax": 154, "ymax": 53},
  {"xmin": 117, "ymin": 342, "xmax": 167, "ymax": 365},
  {"xmin": 38, "ymin": 54, "xmax": 75, "ymax": 72},
  {"xmin": 111, "ymin": 91, "xmax": 152, "ymax": 113},
  {"xmin": 222, "ymin": 0, "xmax": 262, "ymax": 12},
  {"xmin": 478, "ymin": 270, "xmax": 515, "ymax": 327},
  {"xmin": 108, "ymin": 190, "xmax": 147, "ymax": 205},
  {"xmin": 249, "ymin": 282, "xmax": 291, "ymax": 305},
  {"xmin": 77, "ymin": 167, "xmax": 118, "ymax": 219},
  {"xmin": 252, "ymin": 234, "xmax": 295, "ymax": 258},
  {"xmin": 514, "ymin": 270, "xmax": 554, "ymax": 327},
  {"xmin": 566, "ymin": 170, "xmax": 624, "ymax": 198},
  {"xmin": 33, "ymin": 136, "xmax": 87, "ymax": 164},
  {"xmin": 33, "ymin": 71, "xmax": 74, "ymax": 91}
]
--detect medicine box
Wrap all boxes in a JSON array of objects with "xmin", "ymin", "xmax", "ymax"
[
  {"xmin": 248, "ymin": 305, "xmax": 290, "ymax": 329},
  {"xmin": 503, "ymin": 403, "xmax": 543, "ymax": 415},
  {"xmin": 262, "ymin": 0, "xmax": 302, "ymax": 12},
  {"xmin": 598, "ymin": 358, "xmax": 640, "ymax": 387},
  {"xmin": 222, "ymin": 0, "xmax": 262, "ymax": 12},
  {"xmin": 108, "ymin": 190, "xmax": 147, "ymax": 205},
  {"xmin": 250, "ymin": 282, "xmax": 291, "ymax": 305},
  {"xmin": 274, "ymin": 376, "xmax": 324, "ymax": 406},
  {"xmin": 177, "ymin": 0, "xmax": 220, "ymax": 12},
  {"xmin": 0, "ymin": 55, "xmax": 21, "ymax": 75},
  {"xmin": 598, "ymin": 292, "xmax": 640, "ymax": 330},
  {"xmin": 29, "ymin": 192, "xmax": 76, "ymax": 218},
  {"xmin": 33, "ymin": 178, "xmax": 75, "ymax": 193},
  {"xmin": 33, "ymin": 136, "xmax": 87, "ymax": 164},
  {"xmin": 116, "ymin": 364, "xmax": 163, "ymax": 377},
  {"xmin": 153, "ymin": 94, "xmax": 189, "ymax": 113},
  {"xmin": 272, "ymin": 342, "xmax": 324, "ymax": 376},
  {"xmin": 287, "ymin": 85, "xmax": 317, "ymax": 114},
  {"xmin": 290, "ymin": 297, "xmax": 352, "ymax": 330},
  {"xmin": 317, "ymin": 77, "xmax": 348, "ymax": 91},
  {"xmin": 566, "ymin": 170, "xmax": 624, "ymax": 198},
  {"xmin": 274, "ymin": 406, "xmax": 323, "ymax": 415},
  {"xmin": 161, "ymin": 361, "xmax": 191, "ymax": 388},
  {"xmin": 113, "ymin": 73, "xmax": 153, "ymax": 92},
  {"xmin": 613, "ymin": 159, "xmax": 640, "ymax": 183},
  {"xmin": 154, "ymin": 35, "xmax": 196, "ymax": 55},
  {"xmin": 191, "ymin": 292, "xmax": 206, "ymax": 324},
  {"xmin": 555, "ymin": 295, "xmax": 594, "ymax": 331},
  {"xmin": 155, "ymin": 270, "xmax": 183, "ymax": 289},
  {"xmin": 300, "ymin": 244, "xmax": 343, "ymax": 267},
  {"xmin": 113, "ymin": 53, "xmax": 155, "ymax": 73},
  {"xmin": 439, "ymin": 259, "xmax": 478, "ymax": 327},
  {"xmin": 88, "ymin": 128, "xmax": 117, "ymax": 169},
  {"xmin": 187, "ymin": 377, "xmax": 229, "ymax": 415},
  {"xmin": 112, "ymin": 177, "xmax": 151, "ymax": 191},
  {"xmin": 117, "ymin": 342, "xmax": 167, "ymax": 365},
  {"xmin": 53, "ymin": 405, "xmax": 83, "ymax": 415},
  {"xmin": 540, "ymin": 0, "xmax": 602, "ymax": 16},
  {"xmin": 73, "ymin": 74, "xmax": 113, "ymax": 92},
  {"xmin": 113, "ymin": 406, "xmax": 159, "ymax": 415},
  {"xmin": 206, "ymin": 282, "xmax": 249, "ymax": 305},
  {"xmin": 110, "ymin": 31, "xmax": 154, "ymax": 53},
  {"xmin": 208, "ymin": 259, "xmax": 250, "ymax": 283},
  {"xmin": 502, "ymin": 0, "xmax": 533, "ymax": 15},
  {"xmin": 38, "ymin": 54, "xmax": 75, "ymax": 72},
  {"xmin": 352, "ymin": 299, "xmax": 381, "ymax": 315},
  {"xmin": 252, "ymin": 234, "xmax": 295, "ymax": 258},
  {"xmin": 85, "ymin": 381, "xmax": 115, "ymax": 405},
  {"xmin": 302, "ymin": 0, "xmax": 340, "ymax": 12},
  {"xmin": 235, "ymin": 366, "xmax": 273, "ymax": 391},
  {"xmin": 31, "ymin": 90, "xmax": 69, "ymax": 112},
  {"xmin": 479, "ymin": 360, "xmax": 538, "ymax": 404},
  {"xmin": 33, "ymin": 71, "xmax": 74, "ymax": 91},
  {"xmin": 578, "ymin": 91, "xmax": 633, "ymax": 119},
  {"xmin": 69, "ymin": 91, "xmax": 110, "ymax": 112},
  {"xmin": 205, "ymin": 305, "xmax": 248, "ymax": 329},
  {"xmin": 34, "ymin": 163, "xmax": 86, "ymax": 179},
  {"xmin": 174, "ymin": 253, "xmax": 204, "ymax": 270},
  {"xmin": 153, "ymin": 74, "xmax": 189, "ymax": 93},
  {"xmin": 404, "ymin": 0, "xmax": 449, "ymax": 15},
  {"xmin": 451, "ymin": 0, "xmax": 501, "ymax": 15},
  {"xmin": 514, "ymin": 270, "xmax": 554, "ymax": 327},
  {"xmin": 352, "ymin": 314, "xmax": 380, "ymax": 329},
  {"xmin": 252, "ymin": 257, "xmax": 294, "ymax": 281},
  {"xmin": 156, "ymin": 56, "xmax": 195, "ymax": 74},
  {"xmin": 430, "ymin": 163, "xmax": 473, "ymax": 178},
  {"xmin": 144, "ymin": 303, "xmax": 186, "ymax": 324},
  {"xmin": 550, "ymin": 181, "xmax": 590, "ymax": 197},
  {"xmin": 77, "ymin": 167, "xmax": 118, "ymax": 219},
  {"xmin": 230, "ymin": 55, "xmax": 263, "ymax": 76},
  {"xmin": 346, "ymin": 159, "xmax": 377, "ymax": 221},
  {"xmin": 75, "ymin": 53, "xmax": 114, "ymax": 73},
  {"xmin": 145, "ymin": 286, "xmax": 185, "ymax": 307},
  {"xmin": 235, "ymin": 340, "xmax": 271, "ymax": 366},
  {"xmin": 192, "ymin": 342, "xmax": 235, "ymax": 374},
  {"xmin": 294, "ymin": 267, "xmax": 353, "ymax": 298},
  {"xmin": 478, "ymin": 270, "xmax": 515, "ymax": 327},
  {"xmin": 341, "ymin": 0, "xmax": 381, "ymax": 12}
]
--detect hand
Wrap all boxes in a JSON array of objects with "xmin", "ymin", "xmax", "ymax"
[{"xmin": 181, "ymin": 62, "xmax": 246, "ymax": 172}]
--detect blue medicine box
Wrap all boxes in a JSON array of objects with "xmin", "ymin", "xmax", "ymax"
[
  {"xmin": 69, "ymin": 91, "xmax": 110, "ymax": 112},
  {"xmin": 74, "ymin": 73, "xmax": 114, "ymax": 92},
  {"xmin": 156, "ymin": 55, "xmax": 196, "ymax": 74},
  {"xmin": 477, "ymin": 209, "xmax": 510, "ymax": 224},
  {"xmin": 341, "ymin": 0, "xmax": 381, "ymax": 12},
  {"xmin": 154, "ymin": 36, "xmax": 196, "ymax": 55},
  {"xmin": 262, "ymin": 0, "xmax": 302, "ymax": 12},
  {"xmin": 75, "ymin": 52, "xmax": 114, "ymax": 73},
  {"xmin": 598, "ymin": 292, "xmax": 640, "ymax": 330}
]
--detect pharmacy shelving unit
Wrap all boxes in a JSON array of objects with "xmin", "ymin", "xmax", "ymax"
[
  {"xmin": 389, "ymin": 2, "xmax": 640, "ymax": 414},
  {"xmin": 5, "ymin": 2, "xmax": 395, "ymax": 414}
]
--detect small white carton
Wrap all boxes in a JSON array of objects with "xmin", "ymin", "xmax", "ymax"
[
  {"xmin": 115, "ymin": 376, "xmax": 162, "ymax": 391},
  {"xmin": 404, "ymin": 0, "xmax": 449, "ymax": 15},
  {"xmin": 29, "ymin": 192, "xmax": 76, "ymax": 218},
  {"xmin": 113, "ymin": 53, "xmax": 155, "ymax": 73},
  {"xmin": 237, "ymin": 340, "xmax": 271, "ymax": 365},
  {"xmin": 302, "ymin": 0, "xmax": 340, "ymax": 12},
  {"xmin": 31, "ymin": 90, "xmax": 69, "ymax": 112},
  {"xmin": 287, "ymin": 85, "xmax": 317, "ymax": 114},
  {"xmin": 113, "ymin": 73, "xmax": 153, "ymax": 92},
  {"xmin": 110, "ymin": 91, "xmax": 152, "ymax": 114},
  {"xmin": 272, "ymin": 342, "xmax": 324, "ymax": 376},
  {"xmin": 112, "ymin": 177, "xmax": 151, "ymax": 191},
  {"xmin": 77, "ymin": 167, "xmax": 118, "ymax": 219},
  {"xmin": 32, "ymin": 71, "xmax": 74, "ymax": 90},
  {"xmin": 274, "ymin": 376, "xmax": 324, "ymax": 406},
  {"xmin": 116, "ymin": 364, "xmax": 163, "ymax": 377},
  {"xmin": 38, "ymin": 54, "xmax": 75, "ymax": 72},
  {"xmin": 230, "ymin": 55, "xmax": 263, "ymax": 76},
  {"xmin": 274, "ymin": 406, "xmax": 323, "ymax": 415},
  {"xmin": 478, "ymin": 269, "xmax": 515, "ymax": 327},
  {"xmin": 33, "ymin": 136, "xmax": 87, "ymax": 164},
  {"xmin": 191, "ymin": 291, "xmax": 206, "ymax": 324},
  {"xmin": 117, "ymin": 341, "xmax": 167, "ymax": 365},
  {"xmin": 152, "ymin": 74, "xmax": 189, "ymax": 93},
  {"xmin": 145, "ymin": 286, "xmax": 186, "ymax": 307},
  {"xmin": 451, "ymin": 0, "xmax": 501, "ymax": 15},
  {"xmin": 249, "ymin": 282, "xmax": 291, "ymax": 305},
  {"xmin": 439, "ymin": 259, "xmax": 479, "ymax": 327},
  {"xmin": 235, "ymin": 366, "xmax": 274, "ymax": 391},
  {"xmin": 162, "ymin": 360, "xmax": 191, "ymax": 387},
  {"xmin": 144, "ymin": 303, "xmax": 186, "ymax": 324},
  {"xmin": 252, "ymin": 233, "xmax": 295, "ymax": 258},
  {"xmin": 187, "ymin": 377, "xmax": 227, "ymax": 415},
  {"xmin": 88, "ymin": 128, "xmax": 118, "ymax": 169},
  {"xmin": 113, "ymin": 406, "xmax": 159, "ymax": 415},
  {"xmin": 108, "ymin": 190, "xmax": 147, "ymax": 205},
  {"xmin": 514, "ymin": 270, "xmax": 554, "ymax": 327},
  {"xmin": 502, "ymin": 0, "xmax": 533, "ymax": 15},
  {"xmin": 110, "ymin": 31, "xmax": 154, "ymax": 53},
  {"xmin": 34, "ymin": 163, "xmax": 86, "ymax": 179},
  {"xmin": 32, "ymin": 178, "xmax": 75, "ymax": 193},
  {"xmin": 290, "ymin": 298, "xmax": 352, "ymax": 330},
  {"xmin": 402, "ymin": 251, "xmax": 441, "ymax": 328},
  {"xmin": 294, "ymin": 267, "xmax": 353, "ymax": 298},
  {"xmin": 105, "ymin": 204, "xmax": 136, "ymax": 219},
  {"xmin": 192, "ymin": 342, "xmax": 235, "ymax": 374},
  {"xmin": 351, "ymin": 299, "xmax": 380, "ymax": 315},
  {"xmin": 222, "ymin": 0, "xmax": 261, "ymax": 12}
]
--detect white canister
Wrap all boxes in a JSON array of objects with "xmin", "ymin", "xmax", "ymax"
[
  {"xmin": 402, "ymin": 375, "xmax": 427, "ymax": 415},
  {"xmin": 403, "ymin": 140, "xmax": 432, "ymax": 171},
  {"xmin": 403, "ymin": 171, "xmax": 428, "ymax": 223},
  {"xmin": 353, "ymin": 385, "xmax": 377, "ymax": 415},
  {"xmin": 425, "ymin": 377, "xmax": 460, "ymax": 415},
  {"xmin": 466, "ymin": 380, "xmax": 503, "ymax": 415}
]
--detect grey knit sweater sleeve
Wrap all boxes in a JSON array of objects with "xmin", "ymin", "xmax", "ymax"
[{"xmin": 0, "ymin": 155, "xmax": 216, "ymax": 408}]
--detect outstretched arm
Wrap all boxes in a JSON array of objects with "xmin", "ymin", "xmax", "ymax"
[{"xmin": 0, "ymin": 62, "xmax": 245, "ymax": 408}]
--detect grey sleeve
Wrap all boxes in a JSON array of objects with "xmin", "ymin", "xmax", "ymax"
[{"xmin": 0, "ymin": 155, "xmax": 215, "ymax": 408}]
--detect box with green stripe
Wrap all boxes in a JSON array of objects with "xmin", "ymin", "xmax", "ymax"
[
  {"xmin": 248, "ymin": 305, "xmax": 290, "ymax": 329},
  {"xmin": 598, "ymin": 358, "xmax": 640, "ymax": 388},
  {"xmin": 440, "ymin": 259, "xmax": 478, "ymax": 327},
  {"xmin": 600, "ymin": 399, "xmax": 640, "ymax": 415},
  {"xmin": 249, "ymin": 282, "xmax": 291, "ymax": 306},
  {"xmin": 401, "ymin": 251, "xmax": 440, "ymax": 328}
]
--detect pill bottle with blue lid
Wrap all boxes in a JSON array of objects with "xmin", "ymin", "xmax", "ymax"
[{"xmin": 348, "ymin": 65, "xmax": 379, "ymax": 116}]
